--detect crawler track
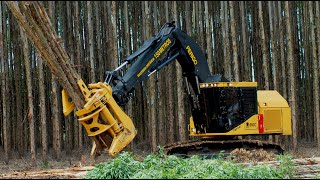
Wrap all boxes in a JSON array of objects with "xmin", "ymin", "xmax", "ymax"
[{"xmin": 164, "ymin": 139, "xmax": 284, "ymax": 158}]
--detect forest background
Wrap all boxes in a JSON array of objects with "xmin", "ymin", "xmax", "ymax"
[{"xmin": 0, "ymin": 1, "xmax": 319, "ymax": 164}]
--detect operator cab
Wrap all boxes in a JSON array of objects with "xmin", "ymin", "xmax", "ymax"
[{"xmin": 199, "ymin": 82, "xmax": 258, "ymax": 133}]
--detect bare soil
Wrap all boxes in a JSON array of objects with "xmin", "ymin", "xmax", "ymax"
[{"xmin": 0, "ymin": 141, "xmax": 319, "ymax": 179}]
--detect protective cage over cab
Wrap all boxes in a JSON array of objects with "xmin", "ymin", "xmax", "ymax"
[{"xmin": 188, "ymin": 82, "xmax": 292, "ymax": 137}]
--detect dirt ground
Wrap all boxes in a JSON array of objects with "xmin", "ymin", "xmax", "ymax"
[
  {"xmin": 0, "ymin": 141, "xmax": 319, "ymax": 179},
  {"xmin": 0, "ymin": 151, "xmax": 112, "ymax": 179},
  {"xmin": 0, "ymin": 145, "xmax": 152, "ymax": 179}
]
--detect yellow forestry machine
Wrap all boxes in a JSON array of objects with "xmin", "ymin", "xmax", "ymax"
[{"xmin": 62, "ymin": 22, "xmax": 292, "ymax": 158}]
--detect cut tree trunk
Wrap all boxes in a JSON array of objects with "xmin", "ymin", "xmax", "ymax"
[
  {"xmin": 4, "ymin": 1, "xmax": 89, "ymax": 156},
  {"xmin": 4, "ymin": 1, "xmax": 85, "ymax": 109}
]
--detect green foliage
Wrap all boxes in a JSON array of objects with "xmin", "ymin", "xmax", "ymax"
[
  {"xmin": 275, "ymin": 154, "xmax": 296, "ymax": 178},
  {"xmin": 85, "ymin": 152, "xmax": 142, "ymax": 179},
  {"xmin": 40, "ymin": 160, "xmax": 50, "ymax": 169},
  {"xmin": 85, "ymin": 150, "xmax": 295, "ymax": 179}
]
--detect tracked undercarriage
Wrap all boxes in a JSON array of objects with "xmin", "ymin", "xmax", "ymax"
[{"xmin": 163, "ymin": 138, "xmax": 284, "ymax": 159}]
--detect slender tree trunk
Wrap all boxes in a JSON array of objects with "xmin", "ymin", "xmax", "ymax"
[
  {"xmin": 124, "ymin": 1, "xmax": 131, "ymax": 59},
  {"xmin": 304, "ymin": 2, "xmax": 313, "ymax": 143},
  {"xmin": 74, "ymin": 0, "xmax": 84, "ymax": 152},
  {"xmin": 164, "ymin": 1, "xmax": 175, "ymax": 144},
  {"xmin": 123, "ymin": 1, "xmax": 131, "ymax": 110},
  {"xmin": 48, "ymin": 0, "xmax": 61, "ymax": 160},
  {"xmin": 223, "ymin": 1, "xmax": 231, "ymax": 80},
  {"xmin": 251, "ymin": 2, "xmax": 258, "ymax": 85},
  {"xmin": 315, "ymin": 1, "xmax": 320, "ymax": 149},
  {"xmin": 62, "ymin": 1, "xmax": 73, "ymax": 155},
  {"xmin": 269, "ymin": 1, "xmax": 278, "ymax": 91},
  {"xmin": 185, "ymin": 2, "xmax": 192, "ymax": 35},
  {"xmin": 144, "ymin": 1, "xmax": 157, "ymax": 152},
  {"xmin": 111, "ymin": 1, "xmax": 118, "ymax": 69},
  {"xmin": 82, "ymin": 1, "xmax": 91, "ymax": 149},
  {"xmin": 213, "ymin": 2, "xmax": 221, "ymax": 74},
  {"xmin": 210, "ymin": 3, "xmax": 216, "ymax": 73},
  {"xmin": 87, "ymin": 1, "xmax": 95, "ymax": 83},
  {"xmin": 240, "ymin": 1, "xmax": 250, "ymax": 81},
  {"xmin": 229, "ymin": 1, "xmax": 239, "ymax": 81},
  {"xmin": 9, "ymin": 12, "xmax": 16, "ymax": 152},
  {"xmin": 278, "ymin": 2, "xmax": 287, "ymax": 100},
  {"xmin": 221, "ymin": 1, "xmax": 226, "ymax": 77},
  {"xmin": 95, "ymin": 2, "xmax": 103, "ymax": 81},
  {"xmin": 258, "ymin": 1, "xmax": 269, "ymax": 90},
  {"xmin": 204, "ymin": 1, "xmax": 213, "ymax": 72},
  {"xmin": 198, "ymin": 2, "xmax": 204, "ymax": 50},
  {"xmin": 300, "ymin": 2, "xmax": 308, "ymax": 142},
  {"xmin": 12, "ymin": 16, "xmax": 23, "ymax": 157},
  {"xmin": 66, "ymin": 1, "xmax": 78, "ymax": 151},
  {"xmin": 123, "ymin": 1, "xmax": 134, "ymax": 148},
  {"xmin": 298, "ymin": 1, "xmax": 305, "ymax": 141},
  {"xmin": 131, "ymin": 1, "xmax": 141, "ymax": 145},
  {"xmin": 267, "ymin": 1, "xmax": 276, "ymax": 143},
  {"xmin": 0, "ymin": 2, "xmax": 10, "ymax": 164},
  {"xmin": 38, "ymin": 54, "xmax": 48, "ymax": 160},
  {"xmin": 291, "ymin": 4, "xmax": 300, "ymax": 144},
  {"xmin": 8, "ymin": 13, "xmax": 16, "ymax": 153},
  {"xmin": 151, "ymin": 1, "xmax": 161, "ymax": 146},
  {"xmin": 273, "ymin": 1, "xmax": 281, "ymax": 143},
  {"xmin": 285, "ymin": 1, "xmax": 297, "ymax": 151},
  {"xmin": 192, "ymin": 2, "xmax": 197, "ymax": 35},
  {"xmin": 308, "ymin": 1, "xmax": 320, "ymax": 149},
  {"xmin": 20, "ymin": 27, "xmax": 36, "ymax": 165},
  {"xmin": 157, "ymin": 1, "xmax": 167, "ymax": 146},
  {"xmin": 173, "ymin": 1, "xmax": 187, "ymax": 142}
]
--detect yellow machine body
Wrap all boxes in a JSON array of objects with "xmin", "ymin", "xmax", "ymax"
[
  {"xmin": 62, "ymin": 80, "xmax": 291, "ymax": 157},
  {"xmin": 189, "ymin": 82, "xmax": 292, "ymax": 138},
  {"xmin": 62, "ymin": 80, "xmax": 136, "ymax": 156}
]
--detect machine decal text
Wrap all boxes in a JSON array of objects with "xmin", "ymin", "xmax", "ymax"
[
  {"xmin": 186, "ymin": 46, "xmax": 198, "ymax": 65},
  {"xmin": 137, "ymin": 38, "xmax": 171, "ymax": 77}
]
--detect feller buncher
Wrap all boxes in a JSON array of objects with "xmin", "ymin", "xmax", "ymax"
[{"xmin": 62, "ymin": 22, "xmax": 292, "ymax": 157}]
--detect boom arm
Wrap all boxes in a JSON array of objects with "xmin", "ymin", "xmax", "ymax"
[{"xmin": 107, "ymin": 22, "xmax": 228, "ymax": 132}]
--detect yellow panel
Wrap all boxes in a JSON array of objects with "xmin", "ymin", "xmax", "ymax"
[
  {"xmin": 263, "ymin": 109, "xmax": 282, "ymax": 132},
  {"xmin": 257, "ymin": 90, "xmax": 289, "ymax": 107},
  {"xmin": 61, "ymin": 89, "xmax": 75, "ymax": 116},
  {"xmin": 281, "ymin": 107, "xmax": 292, "ymax": 135}
]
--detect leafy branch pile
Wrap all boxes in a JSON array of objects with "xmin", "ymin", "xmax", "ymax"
[{"xmin": 85, "ymin": 149, "xmax": 295, "ymax": 179}]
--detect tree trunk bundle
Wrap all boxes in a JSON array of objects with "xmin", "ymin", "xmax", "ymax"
[{"xmin": 5, "ymin": 1, "xmax": 85, "ymax": 109}]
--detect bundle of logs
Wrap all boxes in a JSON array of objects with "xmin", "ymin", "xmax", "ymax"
[{"xmin": 5, "ymin": 1, "xmax": 85, "ymax": 109}]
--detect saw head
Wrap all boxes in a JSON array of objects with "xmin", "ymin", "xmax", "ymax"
[{"xmin": 62, "ymin": 79, "xmax": 137, "ymax": 157}]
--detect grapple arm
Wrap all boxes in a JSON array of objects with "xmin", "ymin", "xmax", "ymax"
[{"xmin": 62, "ymin": 79, "xmax": 136, "ymax": 157}]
